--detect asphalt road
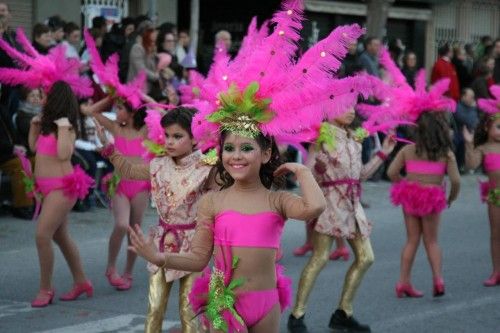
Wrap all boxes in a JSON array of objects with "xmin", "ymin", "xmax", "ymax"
[{"xmin": 0, "ymin": 175, "xmax": 499, "ymax": 333}]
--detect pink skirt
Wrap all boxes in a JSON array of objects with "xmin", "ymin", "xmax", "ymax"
[
  {"xmin": 36, "ymin": 165, "xmax": 94, "ymax": 200},
  {"xmin": 390, "ymin": 180, "xmax": 447, "ymax": 217}
]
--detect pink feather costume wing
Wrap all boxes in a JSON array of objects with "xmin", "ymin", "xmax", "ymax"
[{"xmin": 477, "ymin": 84, "xmax": 500, "ymax": 115}]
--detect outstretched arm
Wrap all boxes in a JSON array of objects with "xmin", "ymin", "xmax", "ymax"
[
  {"xmin": 387, "ymin": 147, "xmax": 406, "ymax": 182},
  {"xmin": 463, "ymin": 127, "xmax": 483, "ymax": 170},
  {"xmin": 446, "ymin": 151, "xmax": 461, "ymax": 206},
  {"xmin": 273, "ymin": 163, "xmax": 326, "ymax": 221},
  {"xmin": 80, "ymin": 97, "xmax": 116, "ymax": 134},
  {"xmin": 106, "ymin": 149, "xmax": 150, "ymax": 180},
  {"xmin": 360, "ymin": 134, "xmax": 396, "ymax": 181}
]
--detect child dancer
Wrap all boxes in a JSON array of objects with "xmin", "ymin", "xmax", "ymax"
[
  {"xmin": 101, "ymin": 107, "xmax": 217, "ymax": 332},
  {"xmin": 83, "ymin": 31, "xmax": 151, "ymax": 290},
  {"xmin": 0, "ymin": 29, "xmax": 94, "ymax": 307},
  {"xmin": 464, "ymin": 85, "xmax": 500, "ymax": 286},
  {"xmin": 375, "ymin": 49, "xmax": 461, "ymax": 298},
  {"xmin": 289, "ymin": 107, "xmax": 396, "ymax": 333},
  {"xmin": 29, "ymin": 82, "xmax": 94, "ymax": 307}
]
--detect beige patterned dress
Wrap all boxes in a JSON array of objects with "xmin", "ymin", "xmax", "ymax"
[{"xmin": 310, "ymin": 125, "xmax": 384, "ymax": 239}]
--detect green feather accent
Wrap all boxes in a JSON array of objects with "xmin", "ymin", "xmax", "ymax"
[
  {"xmin": 192, "ymin": 86, "xmax": 201, "ymax": 97},
  {"xmin": 353, "ymin": 127, "xmax": 369, "ymax": 142},
  {"xmin": 487, "ymin": 187, "xmax": 500, "ymax": 207},
  {"xmin": 107, "ymin": 173, "xmax": 121, "ymax": 198},
  {"xmin": 201, "ymin": 149, "xmax": 218, "ymax": 166},
  {"xmin": 207, "ymin": 82, "xmax": 274, "ymax": 138},
  {"xmin": 21, "ymin": 171, "xmax": 35, "ymax": 195},
  {"xmin": 316, "ymin": 122, "xmax": 336, "ymax": 151},
  {"xmin": 143, "ymin": 140, "xmax": 166, "ymax": 157},
  {"xmin": 205, "ymin": 256, "xmax": 245, "ymax": 332}
]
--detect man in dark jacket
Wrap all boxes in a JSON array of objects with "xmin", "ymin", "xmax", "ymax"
[{"xmin": 0, "ymin": 103, "xmax": 33, "ymax": 219}]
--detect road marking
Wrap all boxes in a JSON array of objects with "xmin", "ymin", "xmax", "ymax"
[
  {"xmin": 36, "ymin": 314, "xmax": 180, "ymax": 333},
  {"xmin": 373, "ymin": 295, "xmax": 500, "ymax": 330},
  {"xmin": 0, "ymin": 300, "xmax": 33, "ymax": 319}
]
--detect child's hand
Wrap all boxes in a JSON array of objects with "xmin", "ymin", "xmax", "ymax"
[
  {"xmin": 382, "ymin": 133, "xmax": 397, "ymax": 154},
  {"xmin": 31, "ymin": 115, "xmax": 41, "ymax": 126},
  {"xmin": 274, "ymin": 162, "xmax": 308, "ymax": 177},
  {"xmin": 93, "ymin": 118, "xmax": 108, "ymax": 146},
  {"xmin": 462, "ymin": 127, "xmax": 474, "ymax": 144},
  {"xmin": 128, "ymin": 224, "xmax": 162, "ymax": 266}
]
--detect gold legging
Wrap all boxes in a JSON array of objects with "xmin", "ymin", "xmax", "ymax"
[
  {"xmin": 292, "ymin": 230, "xmax": 374, "ymax": 318},
  {"xmin": 145, "ymin": 269, "xmax": 199, "ymax": 333}
]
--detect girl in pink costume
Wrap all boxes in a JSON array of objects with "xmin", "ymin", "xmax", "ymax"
[
  {"xmin": 82, "ymin": 30, "xmax": 151, "ymax": 291},
  {"xmin": 28, "ymin": 82, "xmax": 94, "ymax": 307},
  {"xmin": 375, "ymin": 48, "xmax": 461, "ymax": 298},
  {"xmin": 463, "ymin": 84, "xmax": 500, "ymax": 287},
  {"xmin": 101, "ymin": 107, "xmax": 217, "ymax": 333}
]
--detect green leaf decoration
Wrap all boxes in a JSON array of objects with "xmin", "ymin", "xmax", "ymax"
[
  {"xmin": 201, "ymin": 149, "xmax": 218, "ymax": 166},
  {"xmin": 488, "ymin": 188, "xmax": 500, "ymax": 206},
  {"xmin": 316, "ymin": 122, "xmax": 336, "ymax": 151},
  {"xmin": 107, "ymin": 173, "xmax": 121, "ymax": 198},
  {"xmin": 207, "ymin": 81, "xmax": 275, "ymax": 138},
  {"xmin": 353, "ymin": 127, "xmax": 369, "ymax": 142},
  {"xmin": 143, "ymin": 140, "xmax": 166, "ymax": 156}
]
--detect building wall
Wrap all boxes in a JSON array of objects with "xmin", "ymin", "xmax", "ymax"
[
  {"xmin": 3, "ymin": 0, "xmax": 34, "ymax": 34},
  {"xmin": 33, "ymin": 0, "xmax": 81, "ymax": 27}
]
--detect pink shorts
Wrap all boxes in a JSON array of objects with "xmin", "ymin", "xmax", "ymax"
[
  {"xmin": 116, "ymin": 179, "xmax": 151, "ymax": 200},
  {"xmin": 36, "ymin": 165, "xmax": 94, "ymax": 199}
]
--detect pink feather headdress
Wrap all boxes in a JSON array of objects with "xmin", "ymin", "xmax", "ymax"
[
  {"xmin": 477, "ymin": 84, "xmax": 500, "ymax": 116},
  {"xmin": 0, "ymin": 28, "xmax": 92, "ymax": 97},
  {"xmin": 358, "ymin": 47, "xmax": 456, "ymax": 136},
  {"xmin": 185, "ymin": 0, "xmax": 368, "ymax": 152},
  {"xmin": 83, "ymin": 29, "xmax": 146, "ymax": 109}
]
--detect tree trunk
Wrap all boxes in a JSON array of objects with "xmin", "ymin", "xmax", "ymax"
[{"xmin": 365, "ymin": 0, "xmax": 394, "ymax": 38}]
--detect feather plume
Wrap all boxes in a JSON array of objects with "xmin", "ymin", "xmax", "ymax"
[{"xmin": 477, "ymin": 84, "xmax": 500, "ymax": 115}]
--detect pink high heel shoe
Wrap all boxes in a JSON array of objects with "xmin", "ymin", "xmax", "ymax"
[
  {"xmin": 483, "ymin": 272, "xmax": 500, "ymax": 287},
  {"xmin": 116, "ymin": 273, "xmax": 133, "ymax": 291},
  {"xmin": 59, "ymin": 280, "xmax": 93, "ymax": 301},
  {"xmin": 293, "ymin": 243, "xmax": 313, "ymax": 257},
  {"xmin": 395, "ymin": 282, "xmax": 424, "ymax": 298},
  {"xmin": 31, "ymin": 289, "xmax": 55, "ymax": 308},
  {"xmin": 105, "ymin": 267, "xmax": 126, "ymax": 287},
  {"xmin": 433, "ymin": 277, "xmax": 445, "ymax": 297},
  {"xmin": 329, "ymin": 247, "xmax": 350, "ymax": 261}
]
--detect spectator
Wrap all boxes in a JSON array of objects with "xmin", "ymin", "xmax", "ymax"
[
  {"xmin": 62, "ymin": 22, "xmax": 81, "ymax": 59},
  {"xmin": 431, "ymin": 43, "xmax": 460, "ymax": 101},
  {"xmin": 401, "ymin": 51, "xmax": 418, "ymax": 88},
  {"xmin": 388, "ymin": 38, "xmax": 405, "ymax": 68},
  {"xmin": 215, "ymin": 30, "xmax": 232, "ymax": 52},
  {"xmin": 453, "ymin": 88, "xmax": 479, "ymax": 171},
  {"xmin": 471, "ymin": 56, "xmax": 495, "ymax": 99},
  {"xmin": 81, "ymin": 28, "xmax": 103, "ymax": 68},
  {"xmin": 15, "ymin": 87, "xmax": 43, "ymax": 152},
  {"xmin": 475, "ymin": 35, "xmax": 493, "ymax": 60},
  {"xmin": 359, "ymin": 36, "xmax": 382, "ymax": 78},
  {"xmin": 493, "ymin": 38, "xmax": 500, "ymax": 83},
  {"xmin": 464, "ymin": 43, "xmax": 475, "ymax": 74},
  {"xmin": 122, "ymin": 16, "xmax": 135, "ymax": 38},
  {"xmin": 32, "ymin": 23, "xmax": 52, "ymax": 55},
  {"xmin": 176, "ymin": 29, "xmax": 190, "ymax": 63},
  {"xmin": 127, "ymin": 24, "xmax": 159, "ymax": 94},
  {"xmin": 0, "ymin": 102, "xmax": 33, "ymax": 219},
  {"xmin": 46, "ymin": 15, "xmax": 65, "ymax": 45},
  {"xmin": 92, "ymin": 16, "xmax": 107, "ymax": 36},
  {"xmin": 338, "ymin": 41, "xmax": 362, "ymax": 78},
  {"xmin": 119, "ymin": 16, "xmax": 151, "ymax": 82},
  {"xmin": 452, "ymin": 45, "xmax": 473, "ymax": 90}
]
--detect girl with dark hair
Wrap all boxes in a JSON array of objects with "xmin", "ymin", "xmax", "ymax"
[
  {"xmin": 82, "ymin": 96, "xmax": 149, "ymax": 291},
  {"xmin": 464, "ymin": 85, "xmax": 500, "ymax": 287},
  {"xmin": 100, "ymin": 106, "xmax": 217, "ymax": 333},
  {"xmin": 28, "ymin": 81, "xmax": 94, "ymax": 307}
]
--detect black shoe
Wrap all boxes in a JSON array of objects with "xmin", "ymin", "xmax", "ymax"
[
  {"xmin": 11, "ymin": 207, "xmax": 34, "ymax": 220},
  {"xmin": 288, "ymin": 314, "xmax": 309, "ymax": 333},
  {"xmin": 329, "ymin": 309, "xmax": 371, "ymax": 332}
]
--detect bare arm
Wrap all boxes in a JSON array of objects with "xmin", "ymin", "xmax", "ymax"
[
  {"xmin": 387, "ymin": 148, "xmax": 406, "ymax": 182},
  {"xmin": 55, "ymin": 123, "xmax": 75, "ymax": 161},
  {"xmin": 446, "ymin": 151, "xmax": 461, "ymax": 205},
  {"xmin": 108, "ymin": 150, "xmax": 150, "ymax": 180},
  {"xmin": 81, "ymin": 97, "xmax": 116, "ymax": 133},
  {"xmin": 360, "ymin": 135, "xmax": 396, "ymax": 181},
  {"xmin": 28, "ymin": 117, "xmax": 41, "ymax": 152},
  {"xmin": 463, "ymin": 127, "xmax": 482, "ymax": 170},
  {"xmin": 273, "ymin": 163, "xmax": 326, "ymax": 221}
]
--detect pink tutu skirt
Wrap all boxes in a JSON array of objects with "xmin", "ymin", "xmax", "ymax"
[
  {"xmin": 36, "ymin": 165, "xmax": 94, "ymax": 200},
  {"xmin": 390, "ymin": 180, "xmax": 447, "ymax": 217}
]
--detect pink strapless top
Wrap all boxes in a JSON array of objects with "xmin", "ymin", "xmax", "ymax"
[
  {"xmin": 214, "ymin": 210, "xmax": 285, "ymax": 249},
  {"xmin": 36, "ymin": 134, "xmax": 57, "ymax": 157},
  {"xmin": 484, "ymin": 153, "xmax": 500, "ymax": 172},
  {"xmin": 406, "ymin": 160, "xmax": 446, "ymax": 175},
  {"xmin": 114, "ymin": 136, "xmax": 145, "ymax": 157}
]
